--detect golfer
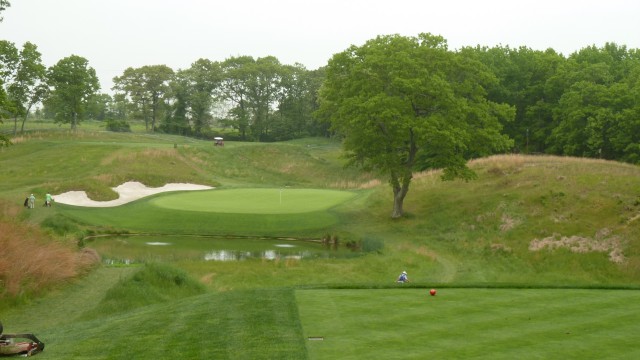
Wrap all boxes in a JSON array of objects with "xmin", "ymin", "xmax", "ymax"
[
  {"xmin": 396, "ymin": 271, "xmax": 409, "ymax": 283},
  {"xmin": 28, "ymin": 194, "xmax": 35, "ymax": 209},
  {"xmin": 45, "ymin": 193, "xmax": 53, "ymax": 207}
]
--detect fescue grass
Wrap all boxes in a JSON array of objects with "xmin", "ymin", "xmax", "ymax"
[{"xmin": 0, "ymin": 204, "xmax": 99, "ymax": 301}]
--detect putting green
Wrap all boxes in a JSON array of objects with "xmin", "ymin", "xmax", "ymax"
[{"xmin": 149, "ymin": 188, "xmax": 357, "ymax": 214}]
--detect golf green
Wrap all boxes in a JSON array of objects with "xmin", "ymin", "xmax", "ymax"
[{"xmin": 149, "ymin": 188, "xmax": 357, "ymax": 214}]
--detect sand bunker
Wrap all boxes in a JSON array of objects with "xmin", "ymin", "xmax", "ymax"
[{"xmin": 53, "ymin": 181, "xmax": 213, "ymax": 207}]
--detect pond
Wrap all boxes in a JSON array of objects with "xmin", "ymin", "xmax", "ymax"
[{"xmin": 85, "ymin": 234, "xmax": 367, "ymax": 264}]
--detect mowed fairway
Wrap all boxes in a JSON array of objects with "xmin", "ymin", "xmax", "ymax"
[
  {"xmin": 296, "ymin": 288, "xmax": 640, "ymax": 359},
  {"xmin": 150, "ymin": 188, "xmax": 357, "ymax": 214}
]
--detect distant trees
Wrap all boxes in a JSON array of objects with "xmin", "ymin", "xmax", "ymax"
[
  {"xmin": 461, "ymin": 45, "xmax": 564, "ymax": 154},
  {"xmin": 0, "ymin": 0, "xmax": 9, "ymax": 22},
  {"xmin": 0, "ymin": 31, "xmax": 639, "ymax": 165},
  {"xmin": 45, "ymin": 55, "xmax": 99, "ymax": 130},
  {"xmin": 217, "ymin": 55, "xmax": 289, "ymax": 141},
  {"xmin": 163, "ymin": 58, "xmax": 221, "ymax": 135},
  {"xmin": 1, "ymin": 41, "xmax": 48, "ymax": 134},
  {"xmin": 0, "ymin": 40, "xmax": 18, "ymax": 142},
  {"xmin": 214, "ymin": 56, "xmax": 325, "ymax": 141},
  {"xmin": 113, "ymin": 65, "xmax": 173, "ymax": 131},
  {"xmin": 466, "ymin": 43, "xmax": 640, "ymax": 163},
  {"xmin": 110, "ymin": 55, "xmax": 325, "ymax": 141},
  {"xmin": 548, "ymin": 44, "xmax": 640, "ymax": 163},
  {"xmin": 217, "ymin": 56, "xmax": 253, "ymax": 139},
  {"xmin": 275, "ymin": 64, "xmax": 325, "ymax": 139},
  {"xmin": 0, "ymin": 40, "xmax": 47, "ymax": 135}
]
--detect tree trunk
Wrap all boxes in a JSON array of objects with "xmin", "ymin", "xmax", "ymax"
[
  {"xmin": 20, "ymin": 115, "xmax": 27, "ymax": 133},
  {"xmin": 21, "ymin": 104, "xmax": 33, "ymax": 134},
  {"xmin": 391, "ymin": 181, "xmax": 409, "ymax": 219},
  {"xmin": 390, "ymin": 129, "xmax": 417, "ymax": 219}
]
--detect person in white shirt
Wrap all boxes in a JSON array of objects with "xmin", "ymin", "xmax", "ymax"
[{"xmin": 396, "ymin": 271, "xmax": 409, "ymax": 283}]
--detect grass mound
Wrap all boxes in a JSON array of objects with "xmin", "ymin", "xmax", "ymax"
[{"xmin": 81, "ymin": 263, "xmax": 206, "ymax": 319}]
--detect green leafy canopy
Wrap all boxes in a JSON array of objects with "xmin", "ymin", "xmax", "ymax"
[{"xmin": 318, "ymin": 33, "xmax": 514, "ymax": 217}]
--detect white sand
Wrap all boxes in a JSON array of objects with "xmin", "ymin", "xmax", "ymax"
[{"xmin": 53, "ymin": 181, "xmax": 213, "ymax": 207}]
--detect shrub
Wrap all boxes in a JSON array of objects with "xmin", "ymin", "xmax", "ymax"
[
  {"xmin": 362, "ymin": 236, "xmax": 384, "ymax": 253},
  {"xmin": 41, "ymin": 214, "xmax": 80, "ymax": 235},
  {"xmin": 105, "ymin": 119, "xmax": 131, "ymax": 132}
]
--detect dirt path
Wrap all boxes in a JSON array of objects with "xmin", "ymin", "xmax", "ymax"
[
  {"xmin": 433, "ymin": 252, "xmax": 457, "ymax": 282},
  {"xmin": 409, "ymin": 244, "xmax": 458, "ymax": 283},
  {"xmin": 1, "ymin": 266, "xmax": 138, "ymax": 332}
]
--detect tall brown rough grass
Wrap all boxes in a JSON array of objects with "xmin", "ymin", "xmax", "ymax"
[{"xmin": 0, "ymin": 207, "xmax": 99, "ymax": 298}]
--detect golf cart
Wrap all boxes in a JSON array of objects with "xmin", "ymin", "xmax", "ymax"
[
  {"xmin": 214, "ymin": 137, "xmax": 224, "ymax": 147},
  {"xmin": 0, "ymin": 322, "xmax": 45, "ymax": 357}
]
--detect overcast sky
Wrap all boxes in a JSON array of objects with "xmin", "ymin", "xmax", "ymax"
[{"xmin": 2, "ymin": 0, "xmax": 640, "ymax": 92}]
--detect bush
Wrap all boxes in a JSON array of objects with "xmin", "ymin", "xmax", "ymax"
[
  {"xmin": 41, "ymin": 214, "xmax": 80, "ymax": 235},
  {"xmin": 105, "ymin": 119, "xmax": 131, "ymax": 132},
  {"xmin": 362, "ymin": 236, "xmax": 384, "ymax": 253}
]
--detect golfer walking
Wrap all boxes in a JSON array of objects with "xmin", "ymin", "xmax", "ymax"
[{"xmin": 28, "ymin": 194, "xmax": 35, "ymax": 209}]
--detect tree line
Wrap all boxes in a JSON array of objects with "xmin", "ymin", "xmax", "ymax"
[
  {"xmin": 465, "ymin": 42, "xmax": 640, "ymax": 164},
  {"xmin": 318, "ymin": 33, "xmax": 640, "ymax": 217},
  {"xmin": 1, "ymin": 33, "xmax": 639, "ymax": 163},
  {"xmin": 107, "ymin": 57, "xmax": 328, "ymax": 141}
]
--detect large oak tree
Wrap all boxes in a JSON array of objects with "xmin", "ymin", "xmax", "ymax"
[{"xmin": 318, "ymin": 34, "xmax": 513, "ymax": 218}]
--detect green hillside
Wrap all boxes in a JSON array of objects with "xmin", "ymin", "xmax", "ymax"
[{"xmin": 1, "ymin": 129, "xmax": 639, "ymax": 358}]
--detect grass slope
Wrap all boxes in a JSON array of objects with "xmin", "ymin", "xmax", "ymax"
[
  {"xmin": 2, "ymin": 264, "xmax": 306, "ymax": 359},
  {"xmin": 0, "ymin": 267, "xmax": 138, "ymax": 330},
  {"xmin": 36, "ymin": 289, "xmax": 306, "ymax": 360}
]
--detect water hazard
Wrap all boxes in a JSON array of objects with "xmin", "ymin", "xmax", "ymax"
[{"xmin": 86, "ymin": 234, "xmax": 364, "ymax": 264}]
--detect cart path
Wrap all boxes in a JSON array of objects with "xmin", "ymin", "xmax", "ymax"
[{"xmin": 0, "ymin": 266, "xmax": 138, "ymax": 332}]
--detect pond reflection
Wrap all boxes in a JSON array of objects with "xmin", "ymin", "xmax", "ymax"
[
  {"xmin": 202, "ymin": 249, "xmax": 312, "ymax": 261},
  {"xmin": 87, "ymin": 234, "xmax": 366, "ymax": 263}
]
